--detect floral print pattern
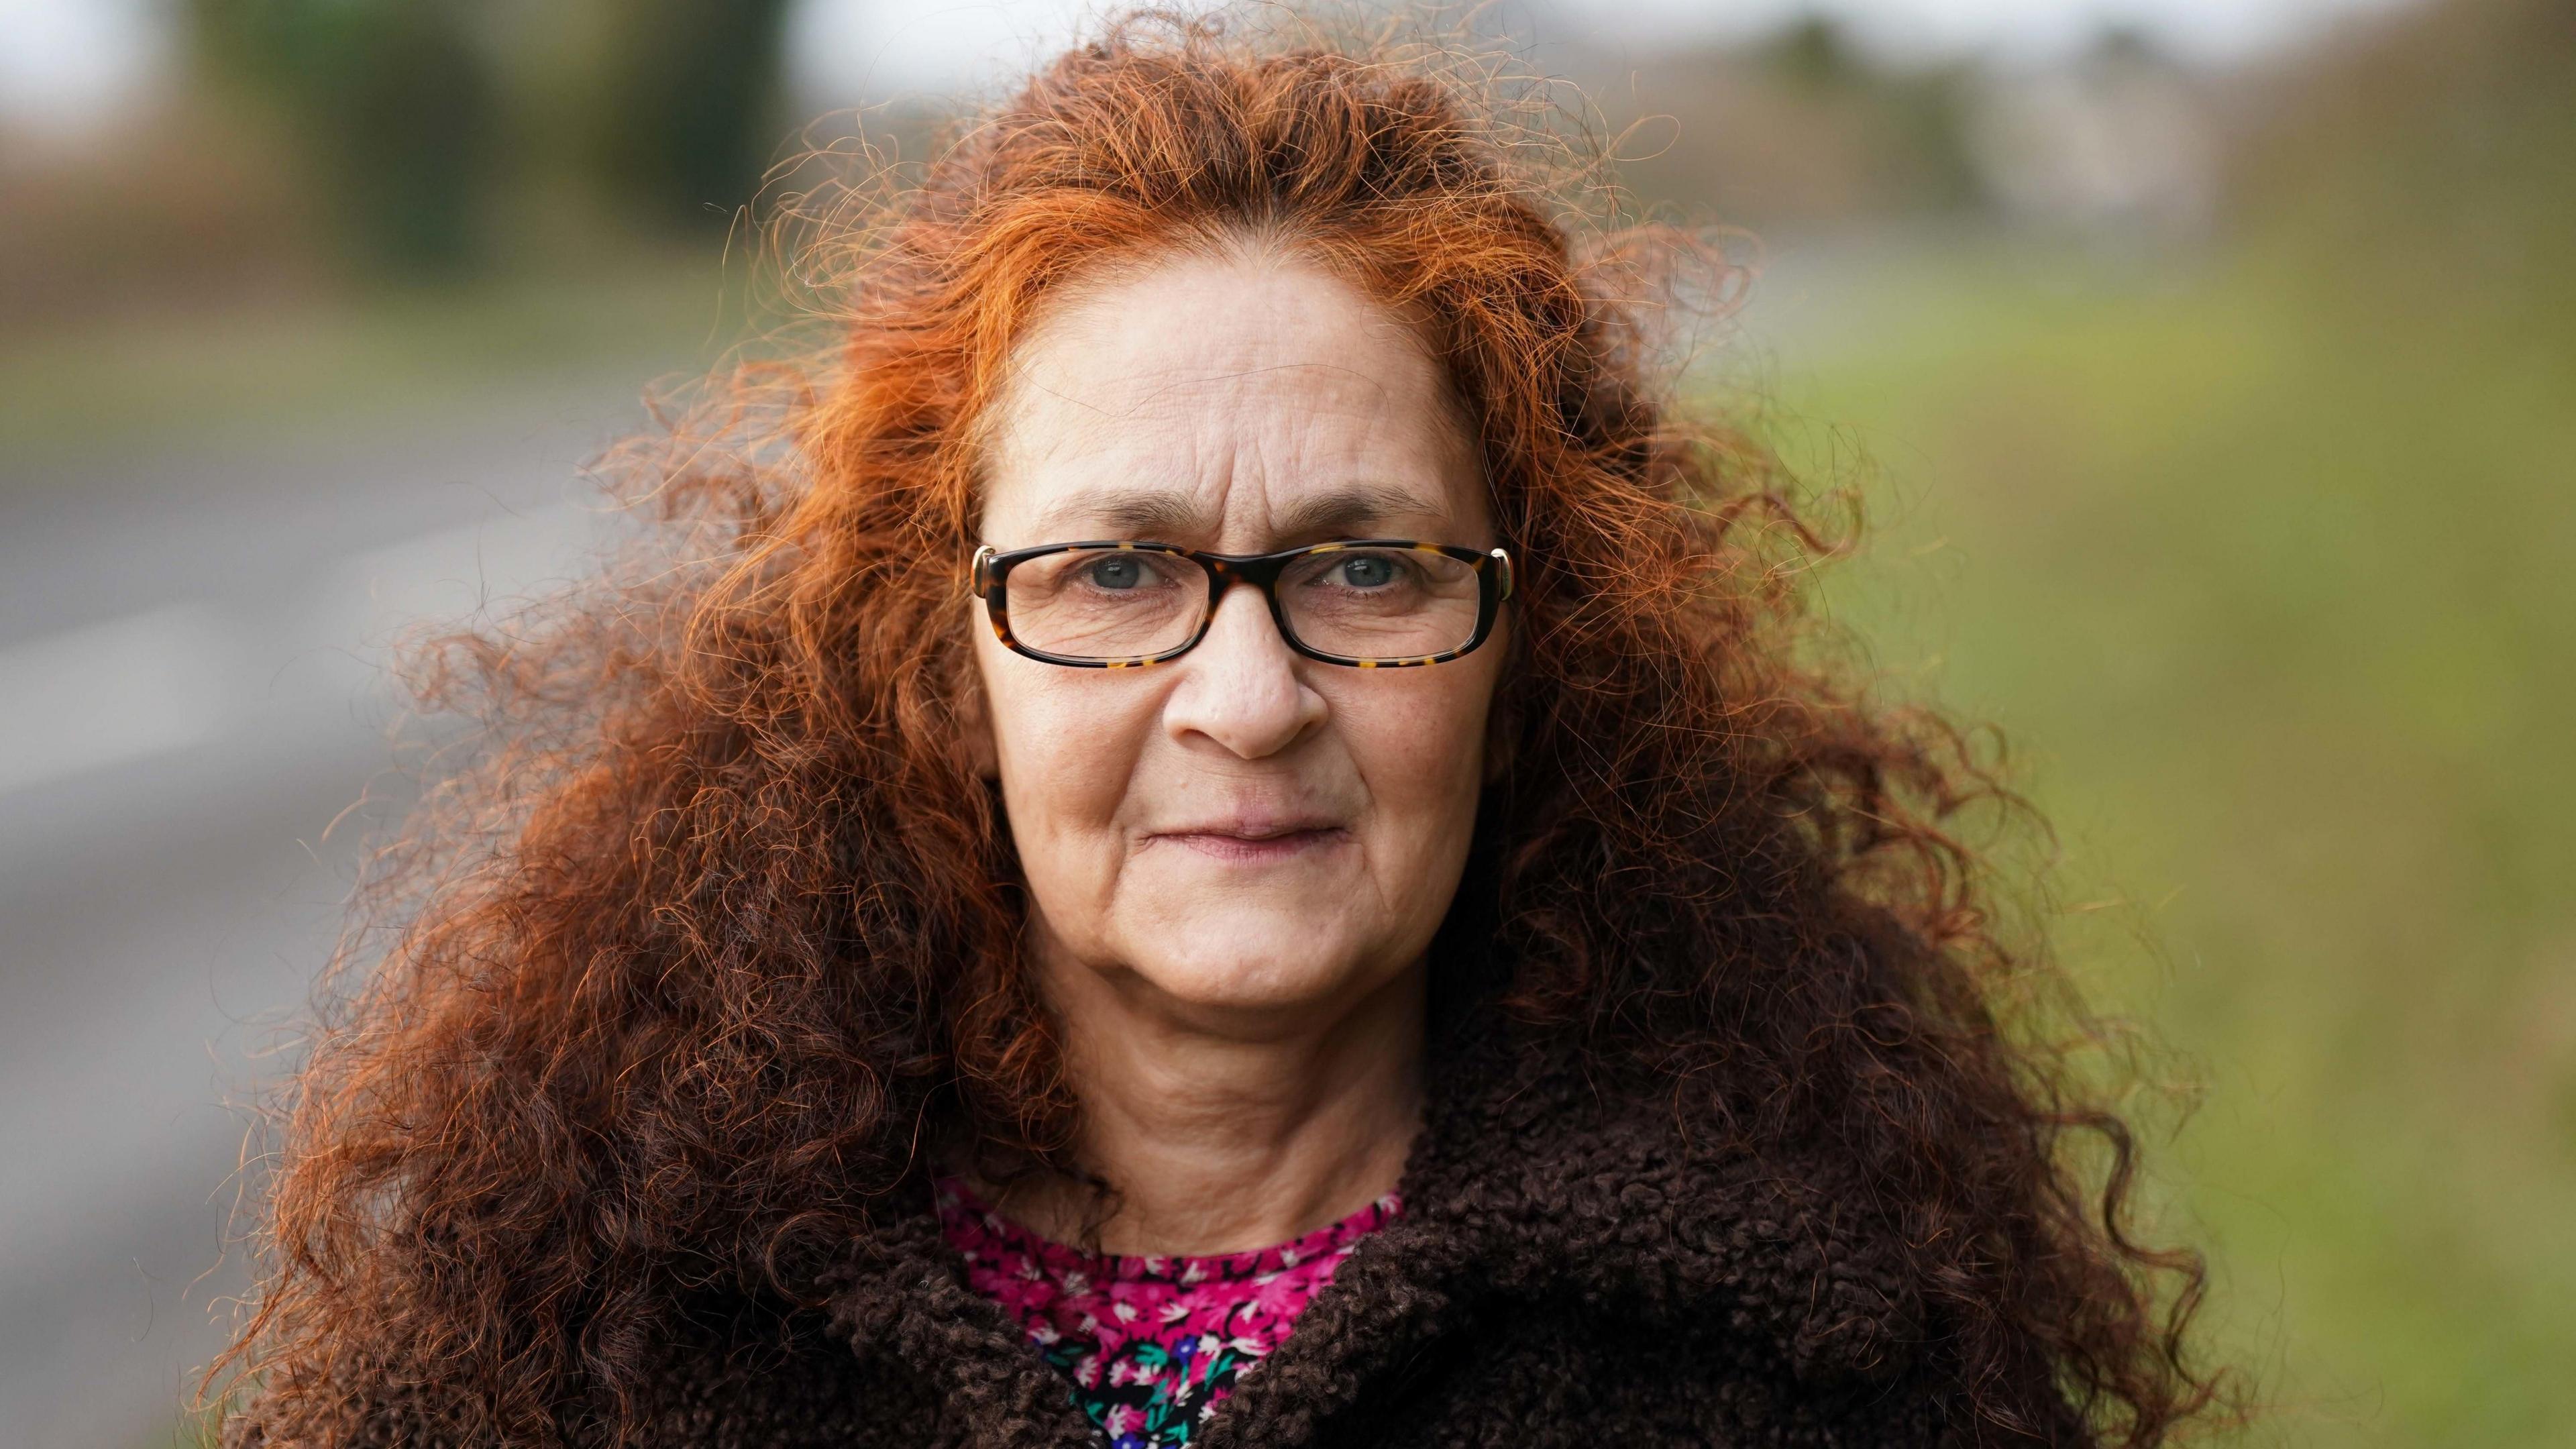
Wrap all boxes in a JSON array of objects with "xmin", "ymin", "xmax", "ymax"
[{"xmin": 932, "ymin": 1174, "xmax": 1402, "ymax": 1448}]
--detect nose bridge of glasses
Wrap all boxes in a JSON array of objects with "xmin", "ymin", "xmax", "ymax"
[
  {"xmin": 1199, "ymin": 548, "xmax": 1295, "ymax": 586},
  {"xmin": 1208, "ymin": 547, "xmax": 1332, "ymax": 646},
  {"xmin": 1197, "ymin": 556, "xmax": 1297, "ymax": 653}
]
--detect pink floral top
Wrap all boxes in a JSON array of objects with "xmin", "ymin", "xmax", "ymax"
[{"xmin": 932, "ymin": 1174, "xmax": 1402, "ymax": 1448}]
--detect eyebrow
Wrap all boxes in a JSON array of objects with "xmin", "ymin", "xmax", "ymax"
[{"xmin": 1028, "ymin": 481, "xmax": 1446, "ymax": 544}]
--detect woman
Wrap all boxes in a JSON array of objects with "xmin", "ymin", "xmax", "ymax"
[{"xmin": 217, "ymin": 14, "xmax": 2222, "ymax": 1448}]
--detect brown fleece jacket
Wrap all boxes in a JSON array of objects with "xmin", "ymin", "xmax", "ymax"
[{"xmin": 229, "ymin": 988, "xmax": 2088, "ymax": 1448}]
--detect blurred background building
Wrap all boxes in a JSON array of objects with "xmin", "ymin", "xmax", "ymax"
[{"xmin": 1, "ymin": 0, "xmax": 2570, "ymax": 1444}]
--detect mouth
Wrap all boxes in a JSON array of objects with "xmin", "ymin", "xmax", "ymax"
[{"xmin": 1146, "ymin": 820, "xmax": 1352, "ymax": 863}]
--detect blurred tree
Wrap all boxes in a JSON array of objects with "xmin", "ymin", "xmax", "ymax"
[
  {"xmin": 1750, "ymin": 17, "xmax": 1977, "ymax": 215},
  {"xmin": 1591, "ymin": 16, "xmax": 1980, "ymax": 227},
  {"xmin": 588, "ymin": 0, "xmax": 794, "ymax": 230},
  {"xmin": 1757, "ymin": 15, "xmax": 1864, "ymax": 92},
  {"xmin": 187, "ymin": 0, "xmax": 798, "ymax": 276},
  {"xmin": 2237, "ymin": 0, "xmax": 2576, "ymax": 325},
  {"xmin": 191, "ymin": 0, "xmax": 500, "ymax": 275},
  {"xmin": 2087, "ymin": 23, "xmax": 2165, "ymax": 69}
]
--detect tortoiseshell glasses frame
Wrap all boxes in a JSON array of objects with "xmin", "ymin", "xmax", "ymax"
[{"xmin": 969, "ymin": 539, "xmax": 1517, "ymax": 669}]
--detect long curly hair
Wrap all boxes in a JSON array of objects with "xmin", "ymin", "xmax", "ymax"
[{"xmin": 215, "ymin": 11, "xmax": 2226, "ymax": 1447}]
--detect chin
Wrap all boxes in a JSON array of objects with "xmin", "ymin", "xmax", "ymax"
[{"xmin": 1126, "ymin": 918, "xmax": 1380, "ymax": 1014}]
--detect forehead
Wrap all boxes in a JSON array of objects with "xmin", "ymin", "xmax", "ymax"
[{"xmin": 977, "ymin": 252, "xmax": 1487, "ymax": 545}]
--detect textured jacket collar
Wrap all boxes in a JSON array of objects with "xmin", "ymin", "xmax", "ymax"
[{"xmin": 816, "ymin": 986, "xmax": 1926, "ymax": 1448}]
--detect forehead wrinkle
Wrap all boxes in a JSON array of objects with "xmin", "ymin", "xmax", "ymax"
[
  {"xmin": 1271, "ymin": 480, "xmax": 1452, "ymax": 539},
  {"xmin": 1173, "ymin": 358, "xmax": 1408, "ymax": 394},
  {"xmin": 1026, "ymin": 478, "xmax": 1451, "ymax": 547},
  {"xmin": 1020, "ymin": 358, "xmax": 1405, "ymax": 442},
  {"xmin": 1014, "ymin": 372, "xmax": 1120, "ymax": 422},
  {"xmin": 1030, "ymin": 486, "xmax": 1215, "ymax": 541}
]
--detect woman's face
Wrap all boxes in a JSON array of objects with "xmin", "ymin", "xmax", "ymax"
[{"xmin": 970, "ymin": 252, "xmax": 1504, "ymax": 1028}]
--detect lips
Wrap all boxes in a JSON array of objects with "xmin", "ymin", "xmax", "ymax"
[
  {"xmin": 1158, "ymin": 816, "xmax": 1338, "ymax": 841},
  {"xmin": 1146, "ymin": 816, "xmax": 1350, "ymax": 861}
]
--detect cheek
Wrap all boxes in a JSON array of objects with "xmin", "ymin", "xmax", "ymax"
[
  {"xmin": 975, "ymin": 639, "xmax": 1152, "ymax": 849},
  {"xmin": 1330, "ymin": 665, "xmax": 1495, "ymax": 846}
]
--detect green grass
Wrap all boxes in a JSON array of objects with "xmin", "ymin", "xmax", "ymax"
[
  {"xmin": 0, "ymin": 256, "xmax": 744, "ymax": 458},
  {"xmin": 1757, "ymin": 235, "xmax": 2576, "ymax": 1445}
]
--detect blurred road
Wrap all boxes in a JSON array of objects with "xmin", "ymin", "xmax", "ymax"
[{"xmin": 0, "ymin": 378, "xmax": 655, "ymax": 1449}]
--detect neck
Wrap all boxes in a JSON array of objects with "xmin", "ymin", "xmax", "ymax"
[{"xmin": 969, "ymin": 947, "xmax": 1429, "ymax": 1257}]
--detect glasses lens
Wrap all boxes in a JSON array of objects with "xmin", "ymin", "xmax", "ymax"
[
  {"xmin": 1004, "ymin": 547, "xmax": 1208, "ymax": 660},
  {"xmin": 1277, "ymin": 546, "xmax": 1481, "ymax": 660}
]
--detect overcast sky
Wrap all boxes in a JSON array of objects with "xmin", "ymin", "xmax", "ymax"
[
  {"xmin": 787, "ymin": 0, "xmax": 2418, "ymax": 100},
  {"xmin": 1, "ymin": 0, "xmax": 2421, "ymax": 138}
]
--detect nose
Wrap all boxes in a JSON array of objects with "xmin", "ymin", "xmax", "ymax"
[{"xmin": 1161, "ymin": 578, "xmax": 1326, "ymax": 759}]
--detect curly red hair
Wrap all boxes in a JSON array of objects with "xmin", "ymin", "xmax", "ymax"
[{"xmin": 216, "ymin": 11, "xmax": 2226, "ymax": 1446}]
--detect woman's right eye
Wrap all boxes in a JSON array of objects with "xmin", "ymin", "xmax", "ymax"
[{"xmin": 1081, "ymin": 555, "xmax": 1151, "ymax": 590}]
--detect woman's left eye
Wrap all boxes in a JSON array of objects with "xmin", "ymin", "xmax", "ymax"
[
  {"xmin": 1332, "ymin": 554, "xmax": 1402, "ymax": 588},
  {"xmin": 1085, "ymin": 556, "xmax": 1148, "ymax": 589}
]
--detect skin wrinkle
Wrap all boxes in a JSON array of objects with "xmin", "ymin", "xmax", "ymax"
[{"xmin": 1024, "ymin": 481, "xmax": 1431, "ymax": 547}]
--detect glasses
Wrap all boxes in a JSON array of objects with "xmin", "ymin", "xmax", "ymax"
[{"xmin": 970, "ymin": 539, "xmax": 1515, "ymax": 668}]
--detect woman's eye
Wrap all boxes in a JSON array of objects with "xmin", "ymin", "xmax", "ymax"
[
  {"xmin": 1333, "ymin": 554, "xmax": 1401, "ymax": 588},
  {"xmin": 1084, "ymin": 557, "xmax": 1149, "ymax": 590}
]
